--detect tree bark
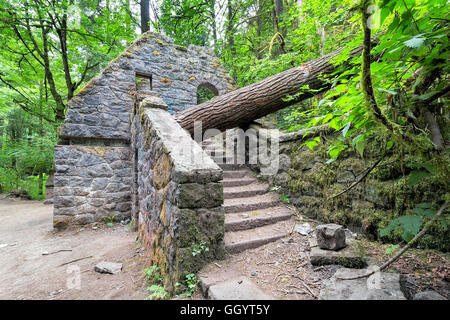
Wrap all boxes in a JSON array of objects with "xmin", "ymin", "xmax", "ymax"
[
  {"xmin": 227, "ymin": 0, "xmax": 237, "ymax": 82},
  {"xmin": 174, "ymin": 45, "xmax": 364, "ymax": 135},
  {"xmin": 424, "ymin": 108, "xmax": 444, "ymax": 149},
  {"xmin": 140, "ymin": 0, "xmax": 150, "ymax": 33},
  {"xmin": 210, "ymin": 0, "xmax": 218, "ymax": 50}
]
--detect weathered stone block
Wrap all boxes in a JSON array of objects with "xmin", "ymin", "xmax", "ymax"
[
  {"xmin": 208, "ymin": 277, "xmax": 273, "ymax": 300},
  {"xmin": 319, "ymin": 267, "xmax": 406, "ymax": 300},
  {"xmin": 413, "ymin": 291, "xmax": 447, "ymax": 300},
  {"xmin": 316, "ymin": 223, "xmax": 346, "ymax": 251},
  {"xmin": 53, "ymin": 145, "xmax": 132, "ymax": 228},
  {"xmin": 310, "ymin": 239, "xmax": 366, "ymax": 268},
  {"xmin": 73, "ymin": 214, "xmax": 95, "ymax": 225},
  {"xmin": 168, "ymin": 182, "xmax": 223, "ymax": 209},
  {"xmin": 91, "ymin": 178, "xmax": 110, "ymax": 191},
  {"xmin": 53, "ymin": 215, "xmax": 73, "ymax": 230},
  {"xmin": 94, "ymin": 262, "xmax": 123, "ymax": 275},
  {"xmin": 141, "ymin": 96, "xmax": 168, "ymax": 111}
]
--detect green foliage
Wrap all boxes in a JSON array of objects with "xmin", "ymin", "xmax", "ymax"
[
  {"xmin": 101, "ymin": 214, "xmax": 117, "ymax": 227},
  {"xmin": 0, "ymin": 107, "xmax": 56, "ymax": 198},
  {"xmin": 144, "ymin": 265, "xmax": 168, "ymax": 300},
  {"xmin": 158, "ymin": 0, "xmax": 217, "ymax": 47},
  {"xmin": 385, "ymin": 244, "xmax": 400, "ymax": 254},
  {"xmin": 146, "ymin": 284, "xmax": 168, "ymax": 300},
  {"xmin": 197, "ymin": 86, "xmax": 216, "ymax": 104},
  {"xmin": 184, "ymin": 273, "xmax": 199, "ymax": 297},
  {"xmin": 0, "ymin": 0, "xmax": 138, "ymax": 196},
  {"xmin": 144, "ymin": 265, "xmax": 163, "ymax": 285},
  {"xmin": 281, "ymin": 194, "xmax": 290, "ymax": 204},
  {"xmin": 191, "ymin": 240, "xmax": 209, "ymax": 256},
  {"xmin": 407, "ymin": 170, "xmax": 430, "ymax": 187},
  {"xmin": 380, "ymin": 201, "xmax": 443, "ymax": 243},
  {"xmin": 380, "ymin": 214, "xmax": 423, "ymax": 242},
  {"xmin": 412, "ymin": 203, "xmax": 437, "ymax": 218}
]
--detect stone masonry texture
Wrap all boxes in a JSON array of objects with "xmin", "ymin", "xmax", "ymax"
[
  {"xmin": 53, "ymin": 145, "xmax": 132, "ymax": 229},
  {"xmin": 54, "ymin": 31, "xmax": 234, "ymax": 231},
  {"xmin": 54, "ymin": 31, "xmax": 232, "ymax": 292},
  {"xmin": 132, "ymin": 96, "xmax": 225, "ymax": 294},
  {"xmin": 59, "ymin": 32, "xmax": 235, "ymax": 141}
]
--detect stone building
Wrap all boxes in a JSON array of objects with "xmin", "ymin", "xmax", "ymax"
[{"xmin": 53, "ymin": 32, "xmax": 235, "ymax": 229}]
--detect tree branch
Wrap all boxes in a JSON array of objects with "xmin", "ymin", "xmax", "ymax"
[
  {"xmin": 329, "ymin": 153, "xmax": 386, "ymax": 199},
  {"xmin": 337, "ymin": 202, "xmax": 448, "ymax": 280}
]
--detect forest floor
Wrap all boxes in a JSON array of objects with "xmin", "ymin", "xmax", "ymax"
[
  {"xmin": 0, "ymin": 199, "xmax": 149, "ymax": 300},
  {"xmin": 0, "ymin": 199, "xmax": 448, "ymax": 300},
  {"xmin": 194, "ymin": 214, "xmax": 450, "ymax": 300}
]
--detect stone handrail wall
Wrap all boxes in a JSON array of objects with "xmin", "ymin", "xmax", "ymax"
[{"xmin": 131, "ymin": 96, "xmax": 225, "ymax": 293}]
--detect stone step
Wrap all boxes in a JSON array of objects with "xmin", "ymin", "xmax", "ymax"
[
  {"xmin": 202, "ymin": 143, "xmax": 224, "ymax": 149},
  {"xmin": 222, "ymin": 178, "xmax": 256, "ymax": 188},
  {"xmin": 225, "ymin": 220, "xmax": 291, "ymax": 254},
  {"xmin": 223, "ymin": 170, "xmax": 250, "ymax": 179},
  {"xmin": 202, "ymin": 144, "xmax": 223, "ymax": 150},
  {"xmin": 201, "ymin": 140, "xmax": 214, "ymax": 146},
  {"xmin": 206, "ymin": 277, "xmax": 273, "ymax": 300},
  {"xmin": 223, "ymin": 193, "xmax": 280, "ymax": 213},
  {"xmin": 224, "ymin": 183, "xmax": 267, "ymax": 199},
  {"xmin": 204, "ymin": 149, "xmax": 226, "ymax": 156},
  {"xmin": 212, "ymin": 156, "xmax": 236, "ymax": 164},
  {"xmin": 218, "ymin": 163, "xmax": 246, "ymax": 170},
  {"xmin": 225, "ymin": 206, "xmax": 292, "ymax": 232}
]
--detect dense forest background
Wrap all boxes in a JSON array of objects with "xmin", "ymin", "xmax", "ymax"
[{"xmin": 0, "ymin": 0, "xmax": 448, "ymax": 248}]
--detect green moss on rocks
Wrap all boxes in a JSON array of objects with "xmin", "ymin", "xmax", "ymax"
[{"xmin": 261, "ymin": 129, "xmax": 449, "ymax": 251}]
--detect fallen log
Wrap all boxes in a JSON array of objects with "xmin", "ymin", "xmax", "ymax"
[{"xmin": 175, "ymin": 45, "xmax": 364, "ymax": 135}]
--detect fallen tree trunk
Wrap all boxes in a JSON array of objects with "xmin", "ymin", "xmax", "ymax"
[{"xmin": 175, "ymin": 45, "xmax": 364, "ymax": 135}]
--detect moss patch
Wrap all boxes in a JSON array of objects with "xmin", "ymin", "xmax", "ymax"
[{"xmin": 265, "ymin": 131, "xmax": 449, "ymax": 251}]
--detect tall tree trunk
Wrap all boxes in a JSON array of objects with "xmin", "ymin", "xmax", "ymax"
[
  {"xmin": 38, "ymin": 80, "xmax": 45, "ymax": 197},
  {"xmin": 227, "ymin": 0, "xmax": 237, "ymax": 82},
  {"xmin": 255, "ymin": 0, "xmax": 263, "ymax": 59},
  {"xmin": 175, "ymin": 45, "xmax": 364, "ymax": 135},
  {"xmin": 270, "ymin": 0, "xmax": 286, "ymax": 55},
  {"xmin": 275, "ymin": 0, "xmax": 285, "ymax": 36},
  {"xmin": 125, "ymin": 0, "xmax": 131, "ymax": 34},
  {"xmin": 211, "ymin": 0, "xmax": 218, "ymax": 50},
  {"xmin": 140, "ymin": 0, "xmax": 150, "ymax": 33},
  {"xmin": 149, "ymin": 0, "xmax": 160, "ymax": 31}
]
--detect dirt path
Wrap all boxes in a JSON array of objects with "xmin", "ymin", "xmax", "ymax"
[
  {"xmin": 1, "ymin": 199, "xmax": 448, "ymax": 300},
  {"xmin": 0, "ymin": 199, "xmax": 148, "ymax": 300}
]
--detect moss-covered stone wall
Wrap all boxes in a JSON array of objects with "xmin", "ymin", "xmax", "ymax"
[
  {"xmin": 131, "ymin": 95, "xmax": 225, "ymax": 294},
  {"xmin": 250, "ymin": 124, "xmax": 449, "ymax": 251}
]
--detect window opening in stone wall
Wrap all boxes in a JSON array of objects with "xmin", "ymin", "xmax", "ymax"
[
  {"xmin": 136, "ymin": 72, "xmax": 153, "ymax": 91},
  {"xmin": 197, "ymin": 83, "xmax": 218, "ymax": 104}
]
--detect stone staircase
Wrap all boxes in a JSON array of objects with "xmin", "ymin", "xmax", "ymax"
[{"xmin": 200, "ymin": 138, "xmax": 293, "ymax": 255}]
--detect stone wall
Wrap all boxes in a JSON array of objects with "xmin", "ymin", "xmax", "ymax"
[
  {"xmin": 132, "ymin": 96, "xmax": 225, "ymax": 294},
  {"xmin": 53, "ymin": 31, "xmax": 234, "ymax": 230},
  {"xmin": 53, "ymin": 145, "xmax": 132, "ymax": 229},
  {"xmin": 59, "ymin": 32, "xmax": 235, "ymax": 141},
  {"xmin": 248, "ymin": 123, "xmax": 449, "ymax": 251}
]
